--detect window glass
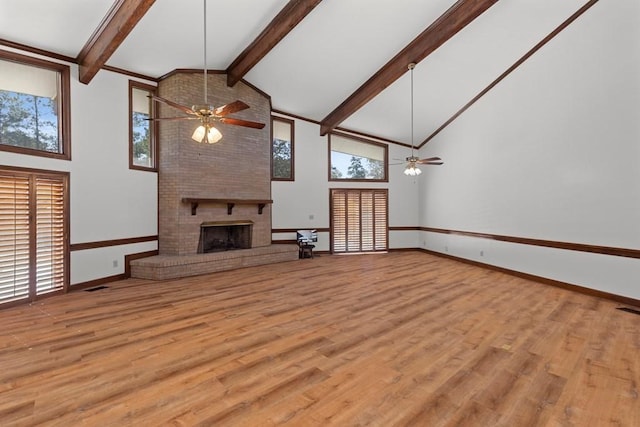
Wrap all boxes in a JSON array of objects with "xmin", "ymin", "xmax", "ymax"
[
  {"xmin": 129, "ymin": 82, "xmax": 156, "ymax": 170},
  {"xmin": 271, "ymin": 117, "xmax": 294, "ymax": 180},
  {"xmin": 0, "ymin": 54, "xmax": 68, "ymax": 158},
  {"xmin": 329, "ymin": 133, "xmax": 387, "ymax": 181}
]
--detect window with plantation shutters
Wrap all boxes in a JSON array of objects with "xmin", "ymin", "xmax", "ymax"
[
  {"xmin": 0, "ymin": 168, "xmax": 67, "ymax": 305},
  {"xmin": 330, "ymin": 189, "xmax": 388, "ymax": 253}
]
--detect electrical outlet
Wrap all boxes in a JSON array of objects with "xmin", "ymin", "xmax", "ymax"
[
  {"xmin": 309, "ymin": 214, "xmax": 314, "ymax": 220},
  {"xmin": 112, "ymin": 260, "xmax": 118, "ymax": 268},
  {"xmin": 445, "ymin": 246, "xmax": 448, "ymax": 252},
  {"xmin": 480, "ymin": 250, "xmax": 484, "ymax": 257}
]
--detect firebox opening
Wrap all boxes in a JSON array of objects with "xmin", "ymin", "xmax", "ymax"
[{"xmin": 198, "ymin": 221, "xmax": 253, "ymax": 253}]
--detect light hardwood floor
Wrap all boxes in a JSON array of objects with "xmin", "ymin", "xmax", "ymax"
[{"xmin": 0, "ymin": 252, "xmax": 638, "ymax": 426}]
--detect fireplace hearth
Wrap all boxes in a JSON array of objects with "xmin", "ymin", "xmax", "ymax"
[{"xmin": 197, "ymin": 221, "xmax": 253, "ymax": 253}]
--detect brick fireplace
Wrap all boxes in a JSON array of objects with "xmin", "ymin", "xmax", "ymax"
[{"xmin": 130, "ymin": 72, "xmax": 298, "ymax": 280}]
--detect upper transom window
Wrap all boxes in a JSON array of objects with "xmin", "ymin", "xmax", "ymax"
[{"xmin": 329, "ymin": 133, "xmax": 388, "ymax": 182}]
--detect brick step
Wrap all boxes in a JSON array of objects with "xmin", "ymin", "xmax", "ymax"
[{"xmin": 130, "ymin": 244, "xmax": 299, "ymax": 280}]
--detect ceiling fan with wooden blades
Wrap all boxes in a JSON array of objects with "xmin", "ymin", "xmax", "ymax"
[
  {"xmin": 393, "ymin": 63, "xmax": 444, "ymax": 176},
  {"xmin": 391, "ymin": 155, "xmax": 443, "ymax": 175},
  {"xmin": 149, "ymin": 95, "xmax": 265, "ymax": 130},
  {"xmin": 148, "ymin": 0, "xmax": 265, "ymax": 143}
]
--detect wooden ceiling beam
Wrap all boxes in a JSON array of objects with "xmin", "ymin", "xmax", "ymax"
[
  {"xmin": 319, "ymin": 0, "xmax": 498, "ymax": 136},
  {"xmin": 77, "ymin": 0, "xmax": 156, "ymax": 84},
  {"xmin": 226, "ymin": 0, "xmax": 324, "ymax": 87}
]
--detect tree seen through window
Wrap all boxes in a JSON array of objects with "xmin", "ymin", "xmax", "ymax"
[
  {"xmin": 132, "ymin": 111, "xmax": 151, "ymax": 165},
  {"xmin": 0, "ymin": 90, "xmax": 59, "ymax": 153},
  {"xmin": 272, "ymin": 138, "xmax": 292, "ymax": 178}
]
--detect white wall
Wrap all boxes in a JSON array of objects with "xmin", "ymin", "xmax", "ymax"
[
  {"xmin": 1, "ymin": 49, "xmax": 158, "ymax": 285},
  {"xmin": 419, "ymin": 0, "xmax": 640, "ymax": 299},
  {"xmin": 271, "ymin": 115, "xmax": 420, "ymax": 251}
]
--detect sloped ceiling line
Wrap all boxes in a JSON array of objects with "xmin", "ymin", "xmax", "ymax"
[
  {"xmin": 420, "ymin": 0, "xmax": 600, "ymax": 147},
  {"xmin": 226, "ymin": 0, "xmax": 324, "ymax": 87},
  {"xmin": 318, "ymin": 0, "xmax": 499, "ymax": 137},
  {"xmin": 77, "ymin": 0, "xmax": 156, "ymax": 84}
]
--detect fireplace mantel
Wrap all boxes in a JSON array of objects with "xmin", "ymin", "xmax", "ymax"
[{"xmin": 182, "ymin": 198, "xmax": 273, "ymax": 215}]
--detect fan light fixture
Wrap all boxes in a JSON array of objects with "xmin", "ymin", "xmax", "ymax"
[
  {"xmin": 192, "ymin": 122, "xmax": 222, "ymax": 144},
  {"xmin": 404, "ymin": 62, "xmax": 421, "ymax": 176},
  {"xmin": 191, "ymin": 0, "xmax": 222, "ymax": 143},
  {"xmin": 404, "ymin": 159, "xmax": 422, "ymax": 176}
]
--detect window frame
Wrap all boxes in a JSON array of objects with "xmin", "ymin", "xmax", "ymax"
[
  {"xmin": 271, "ymin": 116, "xmax": 295, "ymax": 181},
  {"xmin": 129, "ymin": 80, "xmax": 158, "ymax": 172},
  {"xmin": 328, "ymin": 132, "xmax": 388, "ymax": 182},
  {"xmin": 0, "ymin": 49, "xmax": 71, "ymax": 160}
]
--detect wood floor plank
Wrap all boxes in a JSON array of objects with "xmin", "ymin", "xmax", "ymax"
[{"xmin": 0, "ymin": 252, "xmax": 638, "ymax": 425}]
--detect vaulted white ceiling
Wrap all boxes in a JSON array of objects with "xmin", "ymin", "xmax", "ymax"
[{"xmin": 0, "ymin": 0, "xmax": 592, "ymax": 146}]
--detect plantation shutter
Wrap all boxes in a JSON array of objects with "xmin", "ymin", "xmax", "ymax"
[
  {"xmin": 373, "ymin": 191, "xmax": 387, "ymax": 250},
  {"xmin": 0, "ymin": 173, "xmax": 30, "ymax": 302},
  {"xmin": 332, "ymin": 191, "xmax": 347, "ymax": 252},
  {"xmin": 331, "ymin": 189, "xmax": 387, "ymax": 253},
  {"xmin": 360, "ymin": 192, "xmax": 373, "ymax": 251},
  {"xmin": 35, "ymin": 176, "xmax": 65, "ymax": 295},
  {"xmin": 0, "ymin": 169, "xmax": 67, "ymax": 305},
  {"xmin": 346, "ymin": 191, "xmax": 361, "ymax": 252}
]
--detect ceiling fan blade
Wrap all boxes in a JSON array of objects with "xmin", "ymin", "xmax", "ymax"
[
  {"xmin": 417, "ymin": 156, "xmax": 442, "ymax": 163},
  {"xmin": 420, "ymin": 161, "xmax": 444, "ymax": 165},
  {"xmin": 149, "ymin": 94, "xmax": 195, "ymax": 115},
  {"xmin": 146, "ymin": 116, "xmax": 197, "ymax": 121},
  {"xmin": 219, "ymin": 117, "xmax": 265, "ymax": 129},
  {"xmin": 214, "ymin": 100, "xmax": 249, "ymax": 117}
]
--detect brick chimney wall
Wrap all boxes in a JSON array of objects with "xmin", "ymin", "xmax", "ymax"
[{"xmin": 157, "ymin": 72, "xmax": 271, "ymax": 255}]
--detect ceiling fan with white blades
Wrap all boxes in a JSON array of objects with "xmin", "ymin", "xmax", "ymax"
[
  {"xmin": 391, "ymin": 63, "xmax": 443, "ymax": 176},
  {"xmin": 148, "ymin": 0, "xmax": 265, "ymax": 143}
]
